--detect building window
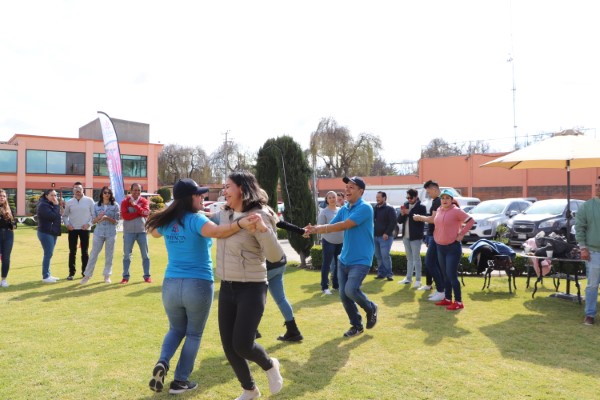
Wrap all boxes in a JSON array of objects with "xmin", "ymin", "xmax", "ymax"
[
  {"xmin": 94, "ymin": 153, "xmax": 147, "ymax": 178},
  {"xmin": 26, "ymin": 150, "xmax": 85, "ymax": 175},
  {"xmin": 0, "ymin": 150, "xmax": 17, "ymax": 173}
]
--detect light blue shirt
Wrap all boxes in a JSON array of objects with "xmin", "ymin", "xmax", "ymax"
[
  {"xmin": 331, "ymin": 197, "xmax": 374, "ymax": 266},
  {"xmin": 157, "ymin": 212, "xmax": 213, "ymax": 281},
  {"xmin": 92, "ymin": 203, "xmax": 120, "ymax": 237}
]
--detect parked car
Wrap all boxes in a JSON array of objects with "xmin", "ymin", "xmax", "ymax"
[
  {"xmin": 463, "ymin": 198, "xmax": 532, "ymax": 244},
  {"xmin": 506, "ymin": 199, "xmax": 584, "ymax": 246}
]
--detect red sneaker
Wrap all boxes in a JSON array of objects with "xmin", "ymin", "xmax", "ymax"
[
  {"xmin": 144, "ymin": 277, "xmax": 153, "ymax": 283},
  {"xmin": 446, "ymin": 302, "xmax": 464, "ymax": 311},
  {"xmin": 435, "ymin": 299, "xmax": 452, "ymax": 306},
  {"xmin": 120, "ymin": 278, "xmax": 129, "ymax": 284}
]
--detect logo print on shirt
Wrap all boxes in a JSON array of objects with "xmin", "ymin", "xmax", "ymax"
[{"xmin": 172, "ymin": 224, "xmax": 179, "ymax": 233}]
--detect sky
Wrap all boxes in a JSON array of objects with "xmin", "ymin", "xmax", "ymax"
[{"xmin": 1, "ymin": 0, "xmax": 599, "ymax": 165}]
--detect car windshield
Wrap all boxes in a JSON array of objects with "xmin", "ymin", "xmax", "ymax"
[
  {"xmin": 469, "ymin": 201, "xmax": 507, "ymax": 215},
  {"xmin": 523, "ymin": 200, "xmax": 565, "ymax": 215}
]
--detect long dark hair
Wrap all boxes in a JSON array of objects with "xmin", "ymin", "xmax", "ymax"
[
  {"xmin": 146, "ymin": 196, "xmax": 196, "ymax": 231},
  {"xmin": 98, "ymin": 186, "xmax": 116, "ymax": 206},
  {"xmin": 225, "ymin": 170, "xmax": 267, "ymax": 213}
]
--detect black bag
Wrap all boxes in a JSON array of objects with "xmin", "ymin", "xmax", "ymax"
[{"xmin": 535, "ymin": 236, "xmax": 576, "ymax": 259}]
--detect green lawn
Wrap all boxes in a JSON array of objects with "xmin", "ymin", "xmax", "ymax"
[{"xmin": 1, "ymin": 226, "xmax": 599, "ymax": 399}]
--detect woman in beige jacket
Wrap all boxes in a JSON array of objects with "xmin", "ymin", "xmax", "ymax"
[{"xmin": 215, "ymin": 170, "xmax": 285, "ymax": 400}]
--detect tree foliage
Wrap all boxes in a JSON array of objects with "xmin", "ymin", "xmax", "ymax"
[
  {"xmin": 421, "ymin": 138, "xmax": 490, "ymax": 158},
  {"xmin": 309, "ymin": 117, "xmax": 382, "ymax": 177},
  {"xmin": 158, "ymin": 144, "xmax": 211, "ymax": 185},
  {"xmin": 209, "ymin": 142, "xmax": 256, "ymax": 181},
  {"xmin": 256, "ymin": 136, "xmax": 315, "ymax": 266}
]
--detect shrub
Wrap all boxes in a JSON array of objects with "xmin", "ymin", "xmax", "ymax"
[
  {"xmin": 157, "ymin": 187, "xmax": 171, "ymax": 203},
  {"xmin": 277, "ymin": 228, "xmax": 288, "ymax": 240},
  {"xmin": 149, "ymin": 195, "xmax": 165, "ymax": 213}
]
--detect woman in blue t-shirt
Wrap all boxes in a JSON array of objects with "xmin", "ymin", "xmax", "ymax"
[{"xmin": 145, "ymin": 178, "xmax": 258, "ymax": 395}]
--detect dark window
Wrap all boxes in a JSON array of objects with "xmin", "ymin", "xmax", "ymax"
[
  {"xmin": 94, "ymin": 153, "xmax": 147, "ymax": 178},
  {"xmin": 26, "ymin": 150, "xmax": 85, "ymax": 175}
]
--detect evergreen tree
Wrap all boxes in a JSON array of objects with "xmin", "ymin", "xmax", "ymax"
[{"xmin": 256, "ymin": 136, "xmax": 315, "ymax": 267}]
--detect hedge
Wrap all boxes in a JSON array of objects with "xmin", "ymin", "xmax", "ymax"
[{"xmin": 309, "ymin": 245, "xmax": 533, "ymax": 276}]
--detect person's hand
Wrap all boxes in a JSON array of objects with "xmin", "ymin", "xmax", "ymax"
[
  {"xmin": 303, "ymin": 223, "xmax": 317, "ymax": 237},
  {"xmin": 581, "ymin": 248, "xmax": 591, "ymax": 261},
  {"xmin": 238, "ymin": 215, "xmax": 259, "ymax": 233},
  {"xmin": 413, "ymin": 214, "xmax": 422, "ymax": 222},
  {"xmin": 82, "ymin": 224, "xmax": 90, "ymax": 230},
  {"xmin": 383, "ymin": 233, "xmax": 389, "ymax": 240},
  {"xmin": 67, "ymin": 224, "xmax": 74, "ymax": 231},
  {"xmin": 456, "ymin": 233, "xmax": 464, "ymax": 242}
]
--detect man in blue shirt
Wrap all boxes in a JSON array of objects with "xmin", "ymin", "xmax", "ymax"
[{"xmin": 305, "ymin": 176, "xmax": 377, "ymax": 337}]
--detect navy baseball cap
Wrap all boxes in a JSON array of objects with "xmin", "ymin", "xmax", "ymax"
[
  {"xmin": 173, "ymin": 178, "xmax": 209, "ymax": 200},
  {"xmin": 342, "ymin": 176, "xmax": 366, "ymax": 190}
]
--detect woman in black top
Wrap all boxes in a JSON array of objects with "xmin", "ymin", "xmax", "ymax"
[
  {"xmin": 0, "ymin": 189, "xmax": 17, "ymax": 287},
  {"xmin": 36, "ymin": 189, "xmax": 63, "ymax": 283}
]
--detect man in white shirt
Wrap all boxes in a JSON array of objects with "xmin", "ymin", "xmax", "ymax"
[{"xmin": 63, "ymin": 182, "xmax": 95, "ymax": 280}]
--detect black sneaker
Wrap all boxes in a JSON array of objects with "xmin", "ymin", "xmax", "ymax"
[
  {"xmin": 169, "ymin": 380, "xmax": 198, "ymax": 394},
  {"xmin": 343, "ymin": 325, "xmax": 364, "ymax": 337},
  {"xmin": 149, "ymin": 362, "xmax": 167, "ymax": 392},
  {"xmin": 66, "ymin": 276, "xmax": 74, "ymax": 281},
  {"xmin": 366, "ymin": 303, "xmax": 378, "ymax": 329}
]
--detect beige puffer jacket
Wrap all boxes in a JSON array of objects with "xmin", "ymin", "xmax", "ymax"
[{"xmin": 215, "ymin": 206, "xmax": 284, "ymax": 282}]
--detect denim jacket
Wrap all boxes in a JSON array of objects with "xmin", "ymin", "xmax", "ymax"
[{"xmin": 93, "ymin": 203, "xmax": 121, "ymax": 237}]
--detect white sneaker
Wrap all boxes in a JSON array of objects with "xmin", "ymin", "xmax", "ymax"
[
  {"xmin": 429, "ymin": 291, "xmax": 446, "ymax": 301},
  {"xmin": 265, "ymin": 358, "xmax": 283, "ymax": 394},
  {"xmin": 50, "ymin": 276, "xmax": 60, "ymax": 281},
  {"xmin": 398, "ymin": 278, "xmax": 411, "ymax": 284},
  {"xmin": 235, "ymin": 387, "xmax": 261, "ymax": 400},
  {"xmin": 323, "ymin": 289, "xmax": 333, "ymax": 295},
  {"xmin": 413, "ymin": 281, "xmax": 421, "ymax": 289},
  {"xmin": 104, "ymin": 276, "xmax": 112, "ymax": 283},
  {"xmin": 42, "ymin": 277, "xmax": 58, "ymax": 283},
  {"xmin": 80, "ymin": 276, "xmax": 91, "ymax": 285},
  {"xmin": 0, "ymin": 279, "xmax": 8, "ymax": 287},
  {"xmin": 417, "ymin": 284, "xmax": 432, "ymax": 291}
]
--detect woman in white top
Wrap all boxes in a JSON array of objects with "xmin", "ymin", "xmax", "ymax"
[{"xmin": 317, "ymin": 191, "xmax": 344, "ymax": 295}]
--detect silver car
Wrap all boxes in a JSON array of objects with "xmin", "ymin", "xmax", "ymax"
[{"xmin": 463, "ymin": 198, "xmax": 532, "ymax": 244}]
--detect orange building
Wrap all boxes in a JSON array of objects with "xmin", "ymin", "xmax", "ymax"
[
  {"xmin": 317, "ymin": 153, "xmax": 600, "ymax": 202},
  {"xmin": 0, "ymin": 118, "xmax": 163, "ymax": 216}
]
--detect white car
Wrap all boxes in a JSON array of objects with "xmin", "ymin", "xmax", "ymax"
[{"xmin": 463, "ymin": 198, "xmax": 532, "ymax": 244}]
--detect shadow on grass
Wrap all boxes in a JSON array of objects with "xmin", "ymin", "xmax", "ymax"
[
  {"xmin": 6, "ymin": 279, "xmax": 150, "ymax": 302},
  {"xmin": 480, "ymin": 298, "xmax": 600, "ymax": 377},
  {"xmin": 402, "ymin": 296, "xmax": 472, "ymax": 346}
]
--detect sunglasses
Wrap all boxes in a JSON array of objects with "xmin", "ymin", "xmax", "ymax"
[
  {"xmin": 406, "ymin": 196, "xmax": 414, "ymax": 200},
  {"xmin": 103, "ymin": 191, "xmax": 111, "ymax": 194}
]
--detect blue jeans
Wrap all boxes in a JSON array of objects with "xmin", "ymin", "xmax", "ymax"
[
  {"xmin": 0, "ymin": 229, "xmax": 14, "ymax": 278},
  {"xmin": 122, "ymin": 232, "xmax": 150, "ymax": 279},
  {"xmin": 584, "ymin": 250, "xmax": 600, "ymax": 318},
  {"xmin": 321, "ymin": 239, "xmax": 341, "ymax": 290},
  {"xmin": 425, "ymin": 236, "xmax": 444, "ymax": 290},
  {"xmin": 338, "ymin": 261, "xmax": 375, "ymax": 328},
  {"xmin": 436, "ymin": 241, "xmax": 463, "ymax": 302},
  {"xmin": 374, "ymin": 235, "xmax": 394, "ymax": 278},
  {"xmin": 159, "ymin": 278, "xmax": 214, "ymax": 381},
  {"xmin": 403, "ymin": 237, "xmax": 422, "ymax": 282},
  {"xmin": 84, "ymin": 233, "xmax": 116, "ymax": 278},
  {"xmin": 267, "ymin": 265, "xmax": 294, "ymax": 321},
  {"xmin": 37, "ymin": 230, "xmax": 58, "ymax": 279}
]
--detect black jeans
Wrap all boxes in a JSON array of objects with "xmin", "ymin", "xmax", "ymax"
[
  {"xmin": 218, "ymin": 280, "xmax": 272, "ymax": 390},
  {"xmin": 68, "ymin": 230, "xmax": 90, "ymax": 276},
  {"xmin": 0, "ymin": 229, "xmax": 14, "ymax": 278}
]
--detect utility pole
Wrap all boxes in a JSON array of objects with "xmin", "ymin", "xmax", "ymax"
[
  {"xmin": 508, "ymin": 0, "xmax": 518, "ymax": 149},
  {"xmin": 222, "ymin": 130, "xmax": 231, "ymax": 183}
]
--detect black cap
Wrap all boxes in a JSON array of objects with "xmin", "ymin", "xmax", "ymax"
[
  {"xmin": 173, "ymin": 178, "xmax": 209, "ymax": 200},
  {"xmin": 342, "ymin": 176, "xmax": 366, "ymax": 190}
]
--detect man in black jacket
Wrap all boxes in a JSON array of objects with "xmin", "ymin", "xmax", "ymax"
[
  {"xmin": 398, "ymin": 188, "xmax": 426, "ymax": 287},
  {"xmin": 373, "ymin": 191, "xmax": 398, "ymax": 281}
]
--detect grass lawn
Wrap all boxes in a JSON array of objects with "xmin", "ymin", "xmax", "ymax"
[{"xmin": 1, "ymin": 226, "xmax": 599, "ymax": 399}]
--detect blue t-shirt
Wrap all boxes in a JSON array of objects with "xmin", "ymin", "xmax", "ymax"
[
  {"xmin": 157, "ymin": 212, "xmax": 213, "ymax": 281},
  {"xmin": 331, "ymin": 197, "xmax": 374, "ymax": 266}
]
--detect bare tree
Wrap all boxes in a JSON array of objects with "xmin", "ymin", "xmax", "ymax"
[
  {"xmin": 209, "ymin": 142, "xmax": 256, "ymax": 181},
  {"xmin": 421, "ymin": 138, "xmax": 491, "ymax": 158},
  {"xmin": 158, "ymin": 144, "xmax": 211, "ymax": 185},
  {"xmin": 310, "ymin": 117, "xmax": 382, "ymax": 177}
]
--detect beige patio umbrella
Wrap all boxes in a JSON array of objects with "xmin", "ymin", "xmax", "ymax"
[{"xmin": 480, "ymin": 133, "xmax": 600, "ymax": 235}]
